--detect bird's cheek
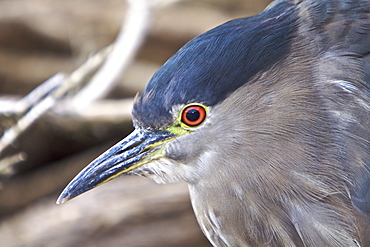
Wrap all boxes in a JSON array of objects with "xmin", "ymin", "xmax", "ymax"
[
  {"xmin": 164, "ymin": 136, "xmax": 204, "ymax": 164},
  {"xmin": 164, "ymin": 140, "xmax": 188, "ymax": 162}
]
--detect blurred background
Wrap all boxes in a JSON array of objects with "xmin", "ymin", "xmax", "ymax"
[{"xmin": 0, "ymin": 0, "xmax": 272, "ymax": 246}]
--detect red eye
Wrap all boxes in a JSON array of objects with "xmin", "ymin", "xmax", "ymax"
[{"xmin": 181, "ymin": 105, "xmax": 206, "ymax": 127}]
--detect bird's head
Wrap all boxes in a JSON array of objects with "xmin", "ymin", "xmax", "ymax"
[{"xmin": 57, "ymin": 4, "xmax": 297, "ymax": 204}]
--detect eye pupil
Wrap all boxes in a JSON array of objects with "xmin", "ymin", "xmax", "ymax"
[
  {"xmin": 181, "ymin": 105, "xmax": 206, "ymax": 127},
  {"xmin": 186, "ymin": 109, "xmax": 200, "ymax": 122}
]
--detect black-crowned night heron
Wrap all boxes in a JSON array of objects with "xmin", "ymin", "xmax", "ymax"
[{"xmin": 57, "ymin": 0, "xmax": 370, "ymax": 246}]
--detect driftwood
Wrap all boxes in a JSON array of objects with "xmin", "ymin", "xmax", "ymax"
[{"xmin": 0, "ymin": 0, "xmax": 272, "ymax": 246}]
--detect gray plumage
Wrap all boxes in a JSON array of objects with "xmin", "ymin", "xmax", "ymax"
[{"xmin": 58, "ymin": 0, "xmax": 370, "ymax": 246}]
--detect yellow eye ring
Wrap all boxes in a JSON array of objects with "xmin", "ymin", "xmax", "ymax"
[{"xmin": 180, "ymin": 103, "xmax": 208, "ymax": 128}]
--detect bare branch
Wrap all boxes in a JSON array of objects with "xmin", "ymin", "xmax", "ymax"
[
  {"xmin": 0, "ymin": 74, "xmax": 65, "ymax": 155},
  {"xmin": 0, "ymin": 73, "xmax": 64, "ymax": 114},
  {"xmin": 0, "ymin": 93, "xmax": 56, "ymax": 155},
  {"xmin": 0, "ymin": 0, "xmax": 182, "ymax": 163},
  {"xmin": 71, "ymin": 0, "xmax": 153, "ymax": 110},
  {"xmin": 53, "ymin": 45, "xmax": 114, "ymax": 99},
  {"xmin": 0, "ymin": 152, "xmax": 26, "ymax": 178},
  {"xmin": 0, "ymin": 44, "xmax": 115, "ymax": 155}
]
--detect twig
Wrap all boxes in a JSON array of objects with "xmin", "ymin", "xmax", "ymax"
[
  {"xmin": 71, "ymin": 0, "xmax": 153, "ymax": 110},
  {"xmin": 53, "ymin": 45, "xmax": 113, "ymax": 99},
  {"xmin": 0, "ymin": 45, "xmax": 115, "ymax": 155},
  {"xmin": 0, "ymin": 74, "xmax": 65, "ymax": 155},
  {"xmin": 0, "ymin": 152, "xmax": 26, "ymax": 177},
  {"xmin": 0, "ymin": 73, "xmax": 64, "ymax": 114},
  {"xmin": 0, "ymin": 0, "xmax": 181, "ymax": 164},
  {"xmin": 0, "ymin": 89, "xmax": 57, "ymax": 155}
]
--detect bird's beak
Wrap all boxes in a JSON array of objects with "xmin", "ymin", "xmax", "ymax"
[{"xmin": 56, "ymin": 129, "xmax": 176, "ymax": 204}]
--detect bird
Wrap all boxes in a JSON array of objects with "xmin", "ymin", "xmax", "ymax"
[{"xmin": 57, "ymin": 0, "xmax": 370, "ymax": 246}]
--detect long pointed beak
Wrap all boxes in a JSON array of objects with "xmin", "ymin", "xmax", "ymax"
[{"xmin": 57, "ymin": 129, "xmax": 176, "ymax": 204}]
